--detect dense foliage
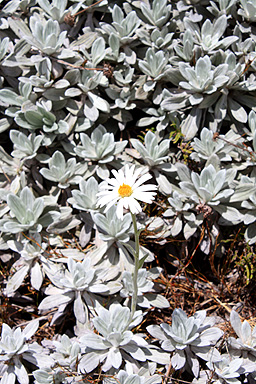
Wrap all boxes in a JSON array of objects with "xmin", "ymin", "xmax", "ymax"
[{"xmin": 0, "ymin": 0, "xmax": 256, "ymax": 383}]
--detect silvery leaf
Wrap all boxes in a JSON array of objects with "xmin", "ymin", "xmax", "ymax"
[
  {"xmin": 81, "ymin": 333, "xmax": 108, "ymax": 350},
  {"xmin": 229, "ymin": 98, "xmax": 248, "ymax": 123},
  {"xmin": 145, "ymin": 293, "xmax": 170, "ymax": 308},
  {"xmin": 171, "ymin": 216, "xmax": 183, "ymax": 237},
  {"xmin": 13, "ymin": 358, "xmax": 29, "ymax": 384},
  {"xmin": 171, "ymin": 349, "xmax": 186, "ymax": 370},
  {"xmin": 91, "ymin": 37, "xmax": 106, "ymax": 66},
  {"xmin": 38, "ymin": 293, "xmax": 73, "ymax": 311},
  {"xmin": 78, "ymin": 351, "xmax": 104, "ymax": 373},
  {"xmin": 5, "ymin": 265, "xmax": 29, "ymax": 295},
  {"xmin": 0, "ymin": 89, "xmax": 23, "ymax": 106},
  {"xmin": 23, "ymin": 320, "xmax": 39, "ymax": 340},
  {"xmin": 74, "ymin": 292, "xmax": 88, "ymax": 324},
  {"xmin": 181, "ymin": 107, "xmax": 202, "ymax": 140},
  {"xmin": 88, "ymin": 92, "xmax": 110, "ymax": 113},
  {"xmin": 245, "ymin": 224, "xmax": 256, "ymax": 244},
  {"xmin": 30, "ymin": 262, "xmax": 43, "ymax": 291},
  {"xmin": 0, "ymin": 372, "xmax": 15, "ymax": 384}
]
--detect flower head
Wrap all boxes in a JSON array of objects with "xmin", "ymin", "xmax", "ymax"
[{"xmin": 97, "ymin": 164, "xmax": 157, "ymax": 219}]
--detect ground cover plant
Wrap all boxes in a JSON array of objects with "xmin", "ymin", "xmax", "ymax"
[{"xmin": 0, "ymin": 0, "xmax": 256, "ymax": 383}]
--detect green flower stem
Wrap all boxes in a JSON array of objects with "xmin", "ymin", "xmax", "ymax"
[{"xmin": 131, "ymin": 212, "xmax": 140, "ymax": 318}]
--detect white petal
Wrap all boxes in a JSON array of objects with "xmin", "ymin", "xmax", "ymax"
[
  {"xmin": 132, "ymin": 173, "xmax": 153, "ymax": 189},
  {"xmin": 128, "ymin": 198, "xmax": 142, "ymax": 214},
  {"xmin": 98, "ymin": 194, "xmax": 118, "ymax": 207},
  {"xmin": 112, "ymin": 169, "xmax": 125, "ymax": 184},
  {"xmin": 107, "ymin": 178, "xmax": 122, "ymax": 187},
  {"xmin": 104, "ymin": 198, "xmax": 120, "ymax": 213},
  {"xmin": 133, "ymin": 191, "xmax": 156, "ymax": 203},
  {"xmin": 122, "ymin": 196, "xmax": 132, "ymax": 209},
  {"xmin": 124, "ymin": 163, "xmax": 135, "ymax": 179},
  {"xmin": 135, "ymin": 184, "xmax": 157, "ymax": 192},
  {"xmin": 116, "ymin": 200, "xmax": 125, "ymax": 219},
  {"xmin": 128, "ymin": 165, "xmax": 141, "ymax": 185}
]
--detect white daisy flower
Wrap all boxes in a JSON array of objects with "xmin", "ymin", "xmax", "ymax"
[{"xmin": 97, "ymin": 164, "xmax": 157, "ymax": 219}]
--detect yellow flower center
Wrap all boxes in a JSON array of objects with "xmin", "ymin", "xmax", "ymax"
[{"xmin": 118, "ymin": 183, "xmax": 133, "ymax": 198}]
